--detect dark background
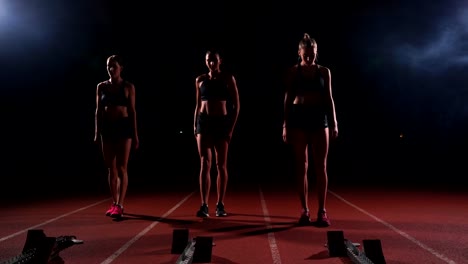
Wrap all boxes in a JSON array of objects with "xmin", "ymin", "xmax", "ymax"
[{"xmin": 1, "ymin": 0, "xmax": 467, "ymax": 197}]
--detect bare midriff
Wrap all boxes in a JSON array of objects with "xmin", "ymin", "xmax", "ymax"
[
  {"xmin": 293, "ymin": 91, "xmax": 324, "ymax": 106},
  {"xmin": 103, "ymin": 106, "xmax": 128, "ymax": 120},
  {"xmin": 199, "ymin": 100, "xmax": 228, "ymax": 116}
]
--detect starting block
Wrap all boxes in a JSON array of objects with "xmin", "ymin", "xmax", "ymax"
[
  {"xmin": 172, "ymin": 229, "xmax": 214, "ymax": 264},
  {"xmin": 172, "ymin": 229, "xmax": 190, "ymax": 254},
  {"xmin": 0, "ymin": 229, "xmax": 84, "ymax": 264},
  {"xmin": 326, "ymin": 230, "xmax": 386, "ymax": 264}
]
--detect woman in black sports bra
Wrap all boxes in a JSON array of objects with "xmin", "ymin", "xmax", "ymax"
[
  {"xmin": 94, "ymin": 55, "xmax": 139, "ymax": 219},
  {"xmin": 283, "ymin": 34, "xmax": 338, "ymax": 227},
  {"xmin": 193, "ymin": 50, "xmax": 240, "ymax": 218}
]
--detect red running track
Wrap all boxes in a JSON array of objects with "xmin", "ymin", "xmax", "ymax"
[{"xmin": 0, "ymin": 181, "xmax": 466, "ymax": 264}]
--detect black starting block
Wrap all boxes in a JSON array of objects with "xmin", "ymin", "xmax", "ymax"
[
  {"xmin": 326, "ymin": 230, "xmax": 386, "ymax": 264},
  {"xmin": 362, "ymin": 239, "xmax": 386, "ymax": 264},
  {"xmin": 172, "ymin": 229, "xmax": 190, "ymax": 254},
  {"xmin": 50, "ymin": 234, "xmax": 84, "ymax": 260},
  {"xmin": 0, "ymin": 229, "xmax": 84, "ymax": 264},
  {"xmin": 172, "ymin": 229, "xmax": 214, "ymax": 263}
]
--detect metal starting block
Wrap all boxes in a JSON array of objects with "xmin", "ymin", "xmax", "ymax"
[
  {"xmin": 0, "ymin": 229, "xmax": 83, "ymax": 264},
  {"xmin": 326, "ymin": 230, "xmax": 386, "ymax": 264},
  {"xmin": 172, "ymin": 229, "xmax": 214, "ymax": 264}
]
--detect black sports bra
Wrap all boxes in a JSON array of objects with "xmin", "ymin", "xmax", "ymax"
[
  {"xmin": 101, "ymin": 81, "xmax": 129, "ymax": 107},
  {"xmin": 293, "ymin": 65, "xmax": 325, "ymax": 95},
  {"xmin": 200, "ymin": 77, "xmax": 229, "ymax": 101}
]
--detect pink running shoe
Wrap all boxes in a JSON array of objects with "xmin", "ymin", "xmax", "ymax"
[
  {"xmin": 313, "ymin": 210, "xmax": 331, "ymax": 227},
  {"xmin": 110, "ymin": 205, "xmax": 124, "ymax": 218},
  {"xmin": 105, "ymin": 204, "xmax": 116, "ymax": 216}
]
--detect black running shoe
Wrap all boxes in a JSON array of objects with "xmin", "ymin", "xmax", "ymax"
[
  {"xmin": 215, "ymin": 203, "xmax": 227, "ymax": 217},
  {"xmin": 196, "ymin": 204, "xmax": 209, "ymax": 218}
]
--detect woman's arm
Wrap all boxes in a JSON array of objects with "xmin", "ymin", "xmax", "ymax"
[
  {"xmin": 321, "ymin": 67, "xmax": 338, "ymax": 128},
  {"xmin": 283, "ymin": 67, "xmax": 296, "ymax": 128},
  {"xmin": 227, "ymin": 74, "xmax": 240, "ymax": 133},
  {"xmin": 127, "ymin": 83, "xmax": 139, "ymax": 146},
  {"xmin": 94, "ymin": 83, "xmax": 103, "ymax": 141},
  {"xmin": 194, "ymin": 76, "xmax": 202, "ymax": 134}
]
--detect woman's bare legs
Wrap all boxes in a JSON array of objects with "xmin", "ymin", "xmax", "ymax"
[
  {"xmin": 115, "ymin": 138, "xmax": 132, "ymax": 208},
  {"xmin": 214, "ymin": 138, "xmax": 229, "ymax": 216},
  {"xmin": 310, "ymin": 127, "xmax": 331, "ymax": 226},
  {"xmin": 196, "ymin": 134, "xmax": 212, "ymax": 217},
  {"xmin": 288, "ymin": 128, "xmax": 311, "ymax": 224},
  {"xmin": 101, "ymin": 138, "xmax": 119, "ymax": 216},
  {"xmin": 102, "ymin": 137, "xmax": 132, "ymax": 218}
]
